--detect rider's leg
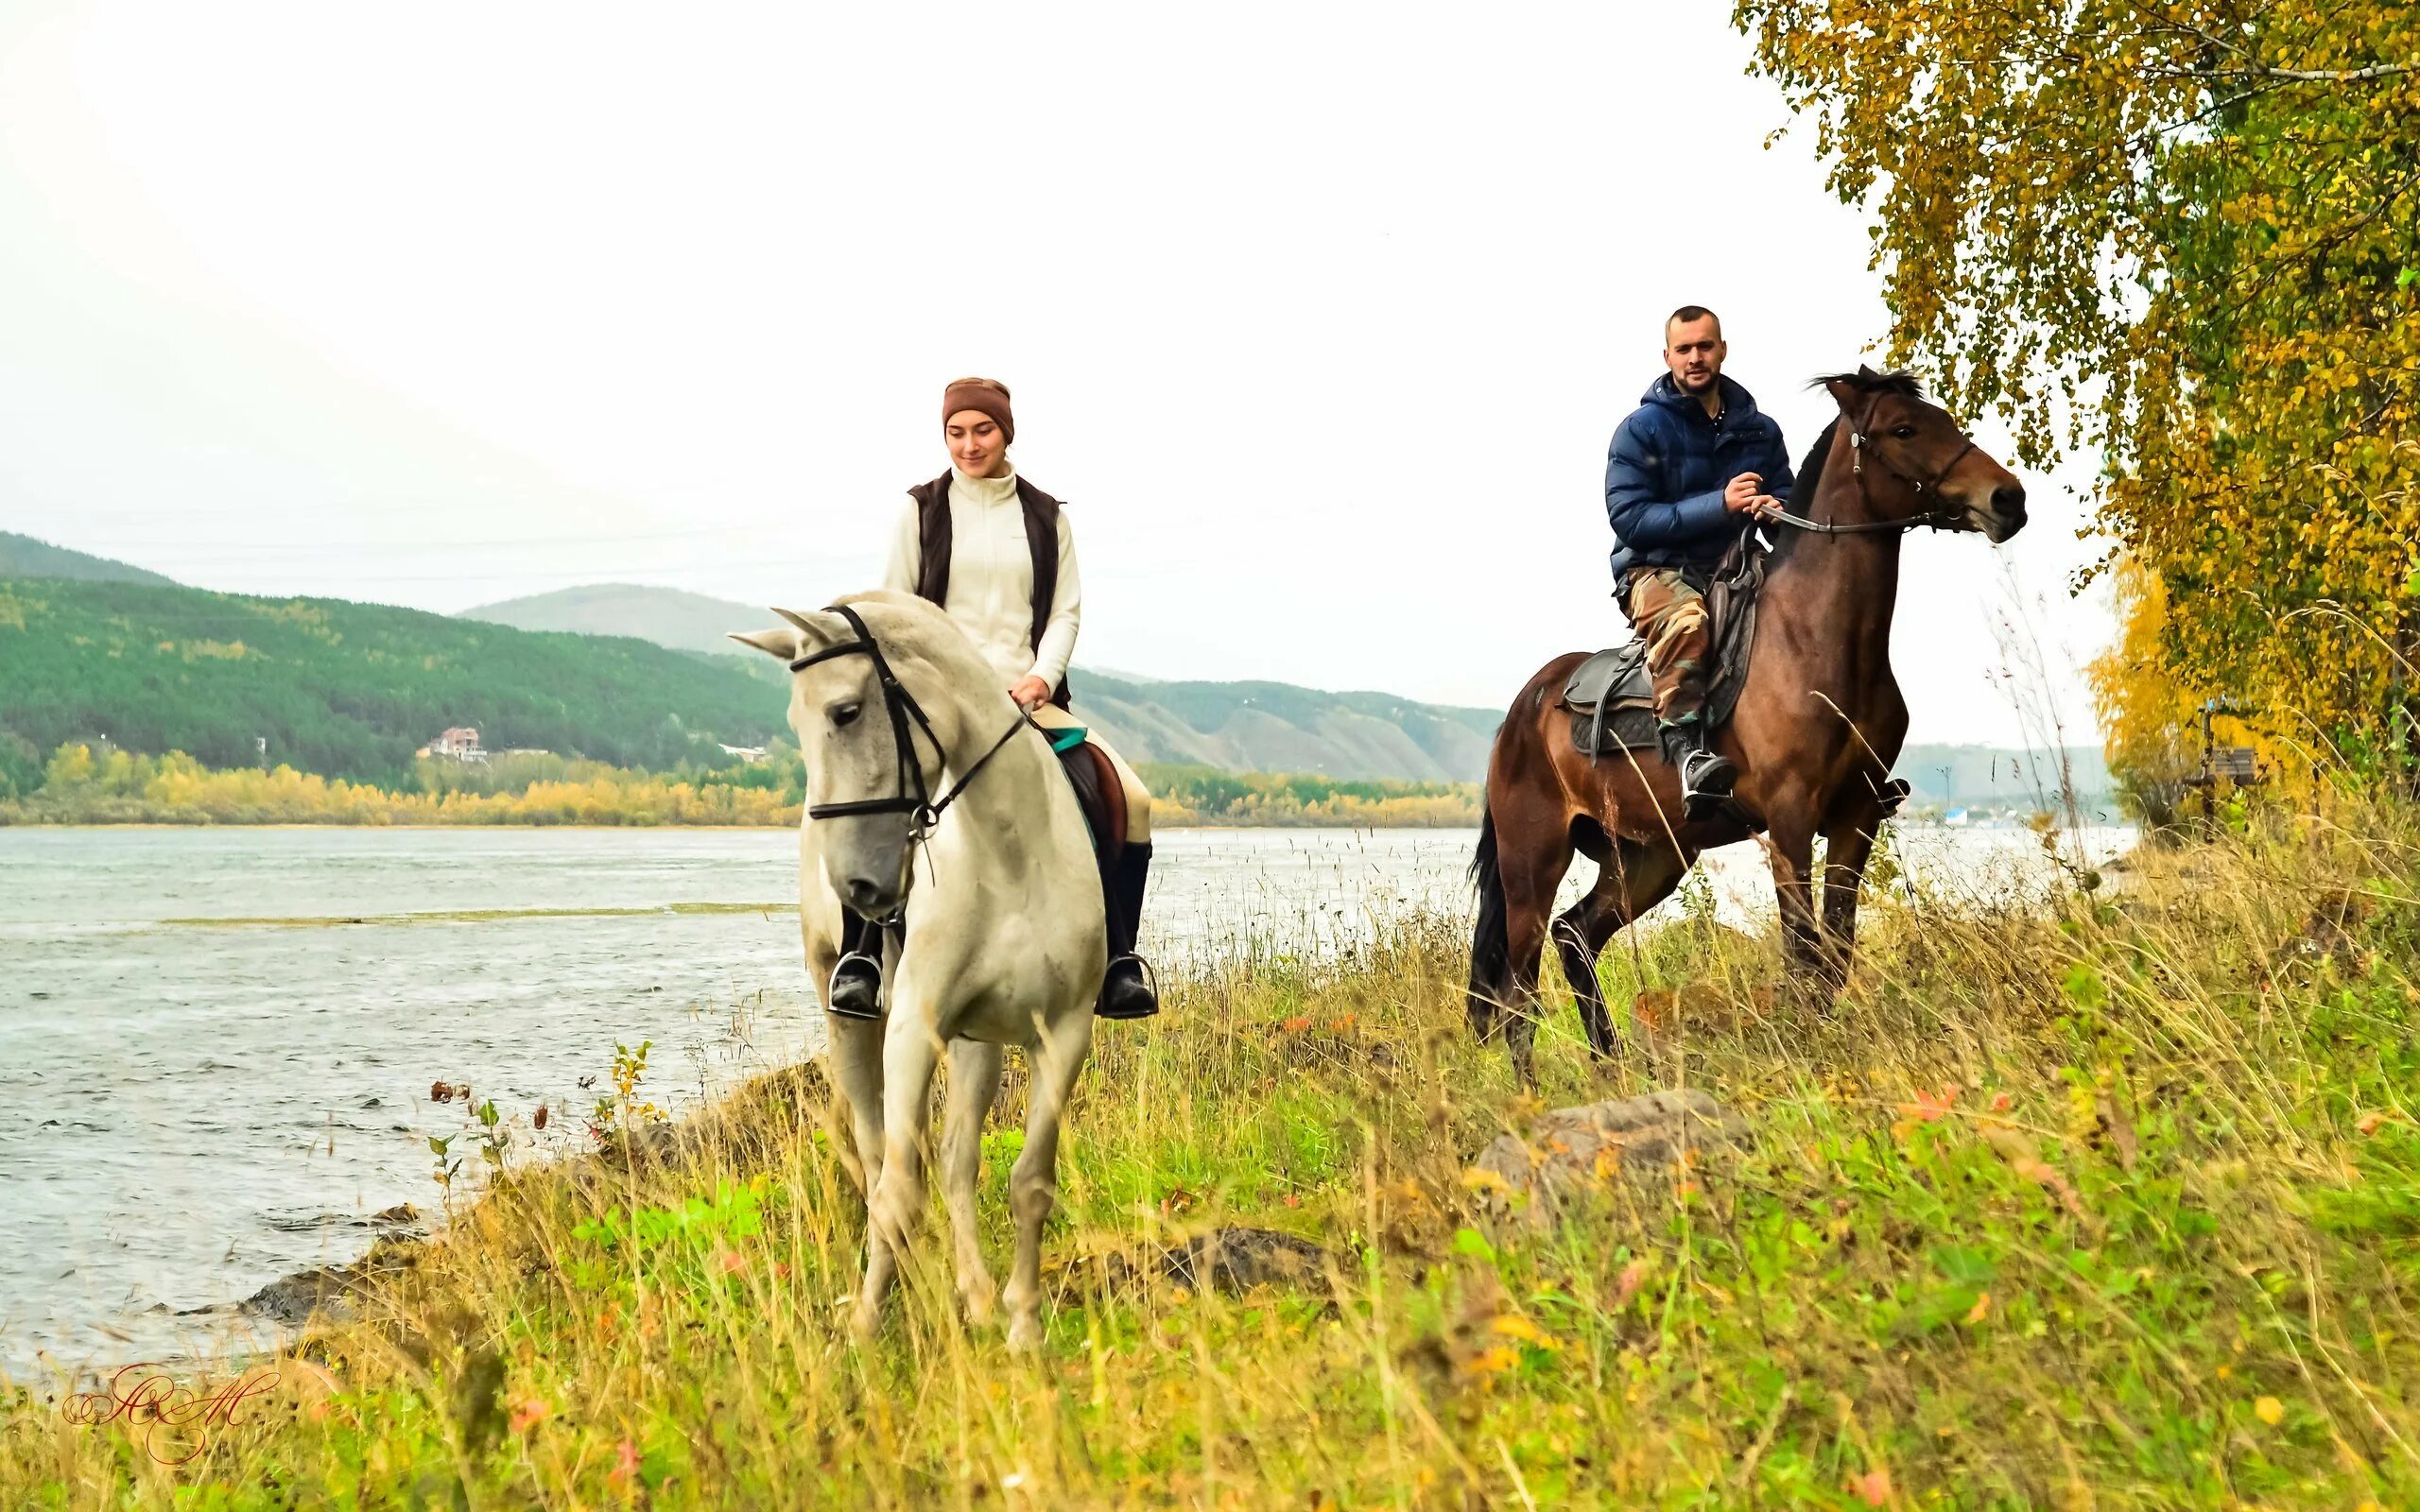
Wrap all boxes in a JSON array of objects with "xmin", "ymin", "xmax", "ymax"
[
  {"xmin": 1088, "ymin": 732, "xmax": 1159, "ymax": 1020},
  {"xmin": 1026, "ymin": 707, "xmax": 1161, "ymax": 1019},
  {"xmin": 1097, "ymin": 840, "xmax": 1158, "ymax": 1018},
  {"xmin": 1630, "ymin": 568, "xmax": 1733, "ymax": 816},
  {"xmin": 825, "ymin": 908, "xmax": 885, "ymax": 1020}
]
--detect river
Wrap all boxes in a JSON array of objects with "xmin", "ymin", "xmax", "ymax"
[{"xmin": 0, "ymin": 821, "xmax": 2127, "ymax": 1378}]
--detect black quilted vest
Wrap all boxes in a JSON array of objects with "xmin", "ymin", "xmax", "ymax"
[{"xmin": 904, "ymin": 471, "xmax": 1074, "ymax": 711}]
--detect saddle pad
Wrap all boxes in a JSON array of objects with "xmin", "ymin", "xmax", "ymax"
[{"xmin": 1564, "ymin": 588, "xmax": 1761, "ymax": 758}]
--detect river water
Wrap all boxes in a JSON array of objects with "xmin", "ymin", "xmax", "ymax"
[{"xmin": 0, "ymin": 822, "xmax": 2126, "ymax": 1378}]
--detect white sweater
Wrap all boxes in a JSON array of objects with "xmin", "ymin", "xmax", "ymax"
[{"xmin": 881, "ymin": 466, "xmax": 1081, "ymax": 692}]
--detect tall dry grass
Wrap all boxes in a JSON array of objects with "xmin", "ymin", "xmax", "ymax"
[{"xmin": 4, "ymin": 799, "xmax": 2416, "ymax": 1508}]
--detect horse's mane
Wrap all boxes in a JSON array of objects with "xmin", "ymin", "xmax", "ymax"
[
  {"xmin": 1813, "ymin": 368, "xmax": 1927, "ymax": 401},
  {"xmin": 1764, "ymin": 369, "xmax": 1927, "ymax": 568}
]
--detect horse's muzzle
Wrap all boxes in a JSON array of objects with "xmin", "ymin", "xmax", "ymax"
[
  {"xmin": 840, "ymin": 873, "xmax": 900, "ymax": 918},
  {"xmin": 1979, "ymin": 484, "xmax": 2028, "ymax": 542}
]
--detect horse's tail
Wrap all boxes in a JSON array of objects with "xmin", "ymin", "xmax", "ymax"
[{"xmin": 1465, "ymin": 801, "xmax": 1509, "ymax": 1037}]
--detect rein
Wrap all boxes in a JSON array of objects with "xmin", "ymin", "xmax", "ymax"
[
  {"xmin": 791, "ymin": 601, "xmax": 1031, "ymax": 897},
  {"xmin": 1765, "ymin": 396, "xmax": 1974, "ymax": 537}
]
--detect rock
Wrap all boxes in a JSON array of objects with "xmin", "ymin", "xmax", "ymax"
[
  {"xmin": 370, "ymin": 1203, "xmax": 420, "ymax": 1227},
  {"xmin": 1468, "ymin": 1089, "xmax": 1750, "ymax": 1228},
  {"xmin": 187, "ymin": 1237, "xmax": 421, "ymax": 1328},
  {"xmin": 1092, "ymin": 1226, "xmax": 1335, "ymax": 1297},
  {"xmin": 1160, "ymin": 1227, "xmax": 1333, "ymax": 1294}
]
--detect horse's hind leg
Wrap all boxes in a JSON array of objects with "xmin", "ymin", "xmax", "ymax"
[
  {"xmin": 940, "ymin": 1038, "xmax": 1004, "ymax": 1328},
  {"xmin": 1553, "ymin": 837, "xmax": 1687, "ymax": 1061},
  {"xmin": 1496, "ymin": 822, "xmax": 1573, "ymax": 1088},
  {"xmin": 1004, "ymin": 1010, "xmax": 1095, "ymax": 1352}
]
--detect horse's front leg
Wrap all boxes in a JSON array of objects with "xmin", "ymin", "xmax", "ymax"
[
  {"xmin": 1004, "ymin": 1008, "xmax": 1095, "ymax": 1353},
  {"xmin": 854, "ymin": 1015, "xmax": 943, "ymax": 1340},
  {"xmin": 822, "ymin": 1012, "xmax": 894, "ymax": 1317},
  {"xmin": 940, "ymin": 1038, "xmax": 1005, "ymax": 1327},
  {"xmin": 1761, "ymin": 802, "xmax": 1827, "ymax": 987},
  {"xmin": 1817, "ymin": 798, "xmax": 1888, "ymax": 994}
]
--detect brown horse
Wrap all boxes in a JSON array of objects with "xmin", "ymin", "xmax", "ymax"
[{"xmin": 1466, "ymin": 369, "xmax": 2028, "ymax": 1083}]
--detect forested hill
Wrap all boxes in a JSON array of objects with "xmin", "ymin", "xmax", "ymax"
[
  {"xmin": 0, "ymin": 577, "xmax": 785, "ymax": 786},
  {"xmin": 0, "ymin": 531, "xmax": 179, "ymax": 587}
]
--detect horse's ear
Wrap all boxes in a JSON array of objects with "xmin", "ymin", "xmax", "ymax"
[
  {"xmin": 729, "ymin": 627, "xmax": 804, "ymax": 662},
  {"xmin": 730, "ymin": 607, "xmax": 850, "ymax": 664},
  {"xmin": 1857, "ymin": 363, "xmax": 1881, "ymax": 380},
  {"xmin": 1824, "ymin": 374, "xmax": 1865, "ymax": 411}
]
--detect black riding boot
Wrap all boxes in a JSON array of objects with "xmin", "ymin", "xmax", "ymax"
[
  {"xmin": 824, "ymin": 908, "xmax": 885, "ymax": 1021},
  {"xmin": 1096, "ymin": 842, "xmax": 1160, "ymax": 1020},
  {"xmin": 1659, "ymin": 720, "xmax": 1737, "ymax": 822}
]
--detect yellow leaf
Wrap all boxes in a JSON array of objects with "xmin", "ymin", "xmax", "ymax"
[
  {"xmin": 1964, "ymin": 1291, "xmax": 1992, "ymax": 1325},
  {"xmin": 1491, "ymin": 1314, "xmax": 1564, "ymax": 1349},
  {"xmin": 2254, "ymin": 1396, "xmax": 2284, "ymax": 1425},
  {"xmin": 1460, "ymin": 1346, "xmax": 1519, "ymax": 1377}
]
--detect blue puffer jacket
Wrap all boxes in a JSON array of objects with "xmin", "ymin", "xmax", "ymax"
[{"xmin": 1603, "ymin": 373, "xmax": 1794, "ymax": 582}]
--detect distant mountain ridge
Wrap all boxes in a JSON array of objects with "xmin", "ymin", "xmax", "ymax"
[
  {"xmin": 0, "ymin": 531, "xmax": 179, "ymax": 587},
  {"xmin": 463, "ymin": 583, "xmax": 1501, "ymax": 782}
]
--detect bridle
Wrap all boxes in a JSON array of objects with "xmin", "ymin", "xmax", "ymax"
[
  {"xmin": 1764, "ymin": 393, "xmax": 1976, "ymax": 538},
  {"xmin": 790, "ymin": 602, "xmax": 1030, "ymax": 903}
]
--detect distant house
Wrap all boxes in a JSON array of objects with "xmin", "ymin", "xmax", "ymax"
[{"xmin": 419, "ymin": 726, "xmax": 487, "ymax": 763}]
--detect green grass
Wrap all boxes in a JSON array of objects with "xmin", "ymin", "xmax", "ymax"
[{"xmin": 5, "ymin": 802, "xmax": 2417, "ymax": 1507}]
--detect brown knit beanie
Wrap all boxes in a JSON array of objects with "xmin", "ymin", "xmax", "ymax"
[{"xmin": 941, "ymin": 376, "xmax": 1014, "ymax": 444}]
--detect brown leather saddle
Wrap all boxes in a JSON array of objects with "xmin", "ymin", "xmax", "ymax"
[
  {"xmin": 1565, "ymin": 536, "xmax": 1766, "ymax": 758},
  {"xmin": 1557, "ymin": 540, "xmax": 1913, "ymax": 822},
  {"xmin": 1052, "ymin": 736, "xmax": 1129, "ymax": 880}
]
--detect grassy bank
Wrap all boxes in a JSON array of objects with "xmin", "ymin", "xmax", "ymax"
[{"xmin": 5, "ymin": 803, "xmax": 2416, "ymax": 1507}]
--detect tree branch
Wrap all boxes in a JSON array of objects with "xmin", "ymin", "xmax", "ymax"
[{"xmin": 2255, "ymin": 61, "xmax": 2418, "ymax": 82}]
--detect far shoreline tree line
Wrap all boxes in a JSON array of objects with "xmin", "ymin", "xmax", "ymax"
[{"xmin": 0, "ymin": 740, "xmax": 1486, "ymax": 829}]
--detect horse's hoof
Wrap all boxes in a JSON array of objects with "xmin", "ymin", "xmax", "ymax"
[
  {"xmin": 959, "ymin": 1283, "xmax": 998, "ymax": 1328},
  {"xmin": 850, "ymin": 1302, "xmax": 882, "ymax": 1341},
  {"xmin": 1006, "ymin": 1314, "xmax": 1043, "ymax": 1352}
]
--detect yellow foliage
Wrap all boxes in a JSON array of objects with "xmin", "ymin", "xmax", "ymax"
[
  {"xmin": 1736, "ymin": 0, "xmax": 2420, "ymax": 776},
  {"xmin": 4, "ymin": 745, "xmax": 799, "ymax": 826}
]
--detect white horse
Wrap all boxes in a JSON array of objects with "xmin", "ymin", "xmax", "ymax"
[{"xmin": 732, "ymin": 591, "xmax": 1103, "ymax": 1349}]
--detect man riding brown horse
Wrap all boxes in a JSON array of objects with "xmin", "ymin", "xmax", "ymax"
[
  {"xmin": 1470, "ymin": 363, "xmax": 2028, "ymax": 1085},
  {"xmin": 1604, "ymin": 305, "xmax": 1793, "ymax": 820}
]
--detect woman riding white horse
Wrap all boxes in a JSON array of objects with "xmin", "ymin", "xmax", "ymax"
[
  {"xmin": 816, "ymin": 375, "xmax": 1159, "ymax": 1022},
  {"xmin": 733, "ymin": 593, "xmax": 1104, "ymax": 1349}
]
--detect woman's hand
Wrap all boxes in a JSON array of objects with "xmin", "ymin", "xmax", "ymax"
[{"xmin": 1010, "ymin": 675, "xmax": 1052, "ymax": 710}]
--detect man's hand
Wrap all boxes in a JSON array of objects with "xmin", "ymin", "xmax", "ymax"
[
  {"xmin": 1010, "ymin": 675, "xmax": 1052, "ymax": 711},
  {"xmin": 1722, "ymin": 473, "xmax": 1765, "ymax": 513}
]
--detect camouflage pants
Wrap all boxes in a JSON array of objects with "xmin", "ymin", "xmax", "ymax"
[{"xmin": 1624, "ymin": 568, "xmax": 1712, "ymax": 728}]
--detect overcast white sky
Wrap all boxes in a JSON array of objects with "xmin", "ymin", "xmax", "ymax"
[{"xmin": 0, "ymin": 1, "xmax": 2112, "ymax": 744}]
